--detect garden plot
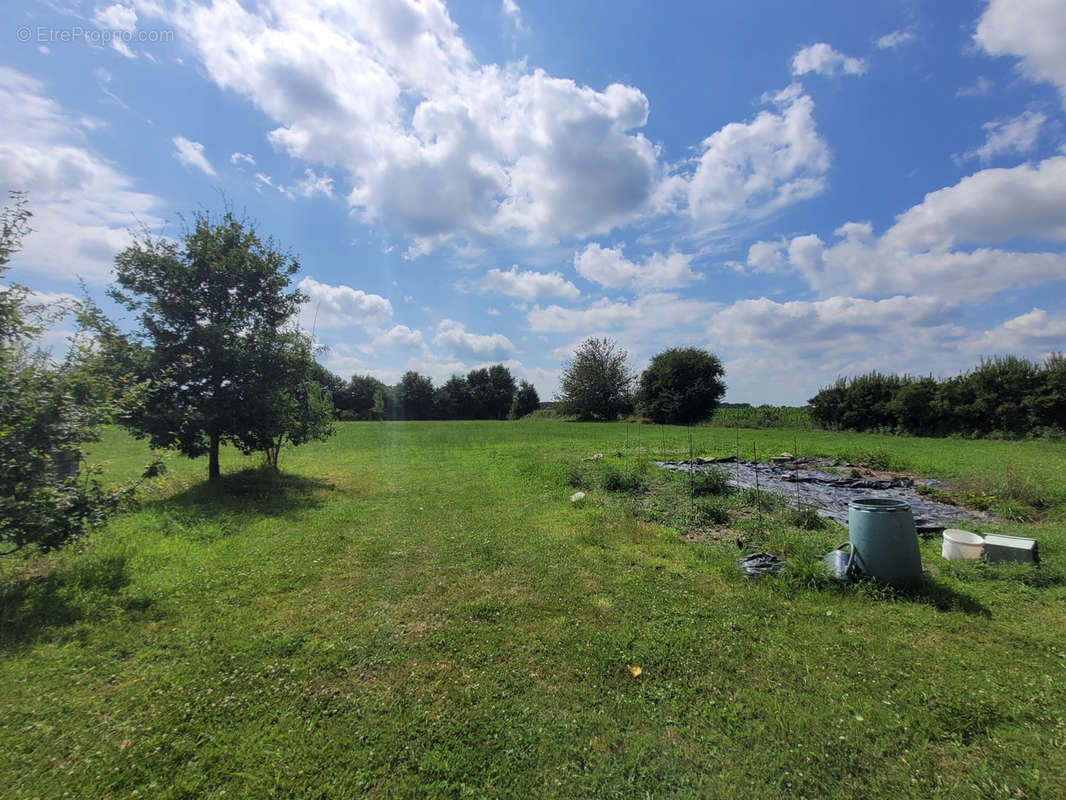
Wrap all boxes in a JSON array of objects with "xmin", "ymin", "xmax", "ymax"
[{"xmin": 656, "ymin": 456, "xmax": 982, "ymax": 532}]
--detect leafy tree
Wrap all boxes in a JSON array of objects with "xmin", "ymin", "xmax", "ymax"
[
  {"xmin": 965, "ymin": 355, "xmax": 1040, "ymax": 436},
  {"xmin": 557, "ymin": 337, "xmax": 634, "ymax": 421},
  {"xmin": 308, "ymin": 362, "xmax": 346, "ymax": 417},
  {"xmin": 838, "ymin": 371, "xmax": 905, "ymax": 432},
  {"xmin": 234, "ymin": 334, "xmax": 335, "ymax": 467},
  {"xmin": 465, "ymin": 368, "xmax": 493, "ymax": 419},
  {"xmin": 394, "ymin": 371, "xmax": 435, "ymax": 419},
  {"xmin": 434, "ymin": 374, "xmax": 471, "ymax": 420},
  {"xmin": 636, "ymin": 347, "xmax": 725, "ymax": 425},
  {"xmin": 486, "ymin": 364, "xmax": 516, "ymax": 419},
  {"xmin": 890, "ymin": 376, "xmax": 939, "ymax": 435},
  {"xmin": 0, "ymin": 193, "xmax": 148, "ymax": 554},
  {"xmin": 509, "ymin": 379, "xmax": 540, "ymax": 419},
  {"xmin": 340, "ymin": 374, "xmax": 390, "ymax": 420},
  {"xmin": 938, "ymin": 374, "xmax": 981, "ymax": 434},
  {"xmin": 371, "ymin": 386, "xmax": 387, "ymax": 421},
  {"xmin": 1030, "ymin": 353, "xmax": 1066, "ymax": 431},
  {"xmin": 808, "ymin": 378, "xmax": 847, "ymax": 430},
  {"xmin": 109, "ymin": 209, "xmax": 333, "ymax": 480}
]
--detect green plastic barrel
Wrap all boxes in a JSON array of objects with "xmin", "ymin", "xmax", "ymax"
[{"xmin": 848, "ymin": 498, "xmax": 922, "ymax": 589}]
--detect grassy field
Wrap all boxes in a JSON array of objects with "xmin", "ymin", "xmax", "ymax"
[{"xmin": 2, "ymin": 421, "xmax": 1064, "ymax": 798}]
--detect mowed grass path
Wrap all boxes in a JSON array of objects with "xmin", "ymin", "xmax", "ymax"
[{"xmin": 2, "ymin": 421, "xmax": 1065, "ymax": 798}]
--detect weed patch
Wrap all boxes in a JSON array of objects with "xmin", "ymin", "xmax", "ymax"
[{"xmin": 692, "ymin": 467, "xmax": 732, "ymax": 497}]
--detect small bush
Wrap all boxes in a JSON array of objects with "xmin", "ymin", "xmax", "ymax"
[
  {"xmin": 692, "ymin": 468, "xmax": 732, "ymax": 497},
  {"xmin": 598, "ymin": 464, "xmax": 647, "ymax": 494},
  {"xmin": 563, "ymin": 462, "xmax": 587, "ymax": 489},
  {"xmin": 739, "ymin": 487, "xmax": 782, "ymax": 512},
  {"xmin": 694, "ymin": 497, "xmax": 730, "ymax": 526},
  {"xmin": 789, "ymin": 504, "xmax": 826, "ymax": 530}
]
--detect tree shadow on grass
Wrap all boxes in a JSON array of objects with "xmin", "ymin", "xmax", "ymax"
[
  {"xmin": 157, "ymin": 466, "xmax": 336, "ymax": 523},
  {"xmin": 0, "ymin": 551, "xmax": 158, "ymax": 651}
]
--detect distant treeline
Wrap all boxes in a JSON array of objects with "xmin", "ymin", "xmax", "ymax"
[
  {"xmin": 313, "ymin": 363, "xmax": 540, "ymax": 421},
  {"xmin": 808, "ymin": 354, "xmax": 1066, "ymax": 438}
]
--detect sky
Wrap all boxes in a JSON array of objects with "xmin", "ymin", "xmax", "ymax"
[{"xmin": 3, "ymin": 0, "xmax": 1066, "ymax": 404}]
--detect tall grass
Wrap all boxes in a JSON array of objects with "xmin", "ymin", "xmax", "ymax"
[{"xmin": 709, "ymin": 405, "xmax": 812, "ymax": 429}]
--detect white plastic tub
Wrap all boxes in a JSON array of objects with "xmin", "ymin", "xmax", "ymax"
[{"xmin": 942, "ymin": 529, "xmax": 984, "ymax": 560}]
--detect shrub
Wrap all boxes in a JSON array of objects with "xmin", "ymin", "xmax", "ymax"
[
  {"xmin": 597, "ymin": 464, "xmax": 646, "ymax": 494},
  {"xmin": 692, "ymin": 468, "xmax": 732, "ymax": 497},
  {"xmin": 636, "ymin": 347, "xmax": 726, "ymax": 425},
  {"xmin": 739, "ymin": 487, "xmax": 782, "ymax": 512},
  {"xmin": 1, "ymin": 192, "xmax": 153, "ymax": 554},
  {"xmin": 789, "ymin": 504, "xmax": 826, "ymax": 530},
  {"xmin": 694, "ymin": 498, "xmax": 730, "ymax": 526}
]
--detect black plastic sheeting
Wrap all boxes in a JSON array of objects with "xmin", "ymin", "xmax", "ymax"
[
  {"xmin": 656, "ymin": 457, "xmax": 980, "ymax": 533},
  {"xmin": 737, "ymin": 552, "xmax": 785, "ymax": 576}
]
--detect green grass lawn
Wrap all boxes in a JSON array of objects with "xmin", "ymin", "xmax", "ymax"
[{"xmin": 2, "ymin": 421, "xmax": 1064, "ymax": 799}]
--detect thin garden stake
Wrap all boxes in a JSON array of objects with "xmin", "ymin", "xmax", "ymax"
[
  {"xmin": 735, "ymin": 428, "xmax": 740, "ymax": 486},
  {"xmin": 688, "ymin": 426, "xmax": 695, "ymax": 509},
  {"xmin": 753, "ymin": 441, "xmax": 761, "ymax": 532},
  {"xmin": 795, "ymin": 461, "xmax": 801, "ymax": 508},
  {"xmin": 660, "ymin": 424, "xmax": 665, "ymax": 457}
]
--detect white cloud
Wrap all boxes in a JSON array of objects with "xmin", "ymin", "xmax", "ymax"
[
  {"xmin": 744, "ymin": 239, "xmax": 788, "ymax": 273},
  {"xmin": 967, "ymin": 307, "xmax": 1066, "ymax": 354},
  {"xmin": 93, "ymin": 4, "xmax": 138, "ymax": 56},
  {"xmin": 876, "ymin": 30, "xmax": 915, "ymax": 50},
  {"xmin": 709, "ymin": 295, "xmax": 951, "ymax": 353},
  {"xmin": 573, "ymin": 243, "xmax": 701, "ymax": 291},
  {"xmin": 528, "ymin": 293, "xmax": 718, "ymax": 334},
  {"xmin": 297, "ymin": 276, "xmax": 392, "ymax": 329},
  {"xmin": 171, "ymin": 136, "xmax": 215, "ymax": 176},
  {"xmin": 432, "ymin": 318, "xmax": 514, "ymax": 359},
  {"xmin": 750, "ymin": 154, "xmax": 1066, "ymax": 301},
  {"xmin": 372, "ymin": 324, "xmax": 424, "ymax": 349},
  {"xmin": 976, "ymin": 0, "xmax": 1066, "ymax": 107},
  {"xmin": 884, "ymin": 155, "xmax": 1066, "ymax": 250},
  {"xmin": 144, "ymin": 0, "xmax": 658, "ymax": 251},
  {"xmin": 481, "ymin": 265, "xmax": 579, "ymax": 301},
  {"xmin": 791, "ymin": 43, "xmax": 867, "ymax": 77},
  {"xmin": 501, "ymin": 0, "xmax": 527, "ymax": 33},
  {"xmin": 230, "ymin": 151, "xmax": 256, "ymax": 166},
  {"xmin": 292, "ymin": 168, "xmax": 334, "ymax": 198},
  {"xmin": 0, "ymin": 67, "xmax": 163, "ymax": 283},
  {"xmin": 957, "ymin": 76, "xmax": 994, "ymax": 98},
  {"xmin": 661, "ymin": 84, "xmax": 830, "ymax": 230},
  {"xmin": 93, "ymin": 4, "xmax": 137, "ymax": 32},
  {"xmin": 705, "ymin": 294, "xmax": 971, "ymax": 404},
  {"xmin": 956, "ymin": 110, "xmax": 1045, "ymax": 164}
]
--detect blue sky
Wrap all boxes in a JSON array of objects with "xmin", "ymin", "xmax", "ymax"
[{"xmin": 4, "ymin": 0, "xmax": 1066, "ymax": 403}]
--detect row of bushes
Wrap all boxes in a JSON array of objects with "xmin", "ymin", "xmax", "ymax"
[
  {"xmin": 315, "ymin": 364, "xmax": 540, "ymax": 421},
  {"xmin": 808, "ymin": 355, "xmax": 1066, "ymax": 437}
]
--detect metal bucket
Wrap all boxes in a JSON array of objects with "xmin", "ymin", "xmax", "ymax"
[{"xmin": 847, "ymin": 498, "xmax": 922, "ymax": 589}]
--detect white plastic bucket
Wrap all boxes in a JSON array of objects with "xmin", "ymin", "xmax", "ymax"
[{"xmin": 942, "ymin": 529, "xmax": 984, "ymax": 560}]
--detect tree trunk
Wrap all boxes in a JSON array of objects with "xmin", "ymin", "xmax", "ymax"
[{"xmin": 208, "ymin": 431, "xmax": 221, "ymax": 481}]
